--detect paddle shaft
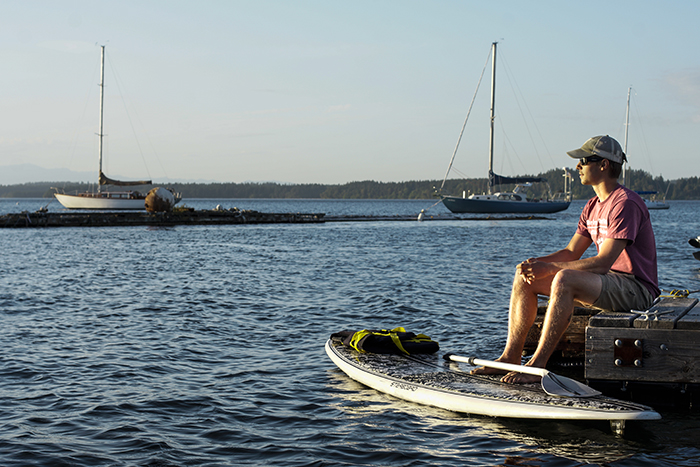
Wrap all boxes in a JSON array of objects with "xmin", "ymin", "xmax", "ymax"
[
  {"xmin": 448, "ymin": 355, "xmax": 548, "ymax": 378},
  {"xmin": 446, "ymin": 353, "xmax": 602, "ymax": 397}
]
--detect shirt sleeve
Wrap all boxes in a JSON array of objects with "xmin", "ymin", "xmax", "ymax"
[{"xmin": 606, "ymin": 198, "xmax": 642, "ymax": 244}]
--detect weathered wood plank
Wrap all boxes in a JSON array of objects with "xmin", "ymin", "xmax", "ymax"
[
  {"xmin": 632, "ymin": 298, "xmax": 698, "ymax": 329},
  {"xmin": 0, "ymin": 209, "xmax": 326, "ymax": 228},
  {"xmin": 676, "ymin": 302, "xmax": 700, "ymax": 330},
  {"xmin": 588, "ymin": 311, "xmax": 639, "ymax": 328},
  {"xmin": 585, "ymin": 327, "xmax": 700, "ymax": 383}
]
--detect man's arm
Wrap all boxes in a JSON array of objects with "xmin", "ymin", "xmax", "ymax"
[
  {"xmin": 550, "ymin": 237, "xmax": 629, "ymax": 274},
  {"xmin": 534, "ymin": 233, "xmax": 593, "ymax": 264},
  {"xmin": 519, "ymin": 235, "xmax": 628, "ymax": 284}
]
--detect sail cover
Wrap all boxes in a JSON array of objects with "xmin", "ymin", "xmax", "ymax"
[
  {"xmin": 99, "ymin": 171, "xmax": 151, "ymax": 187},
  {"xmin": 488, "ymin": 170, "xmax": 545, "ymax": 187}
]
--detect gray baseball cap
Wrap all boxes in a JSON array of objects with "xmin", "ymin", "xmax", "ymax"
[{"xmin": 567, "ymin": 135, "xmax": 627, "ymax": 164}]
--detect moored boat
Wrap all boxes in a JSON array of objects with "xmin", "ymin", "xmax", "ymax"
[
  {"xmin": 636, "ymin": 191, "xmax": 670, "ymax": 210},
  {"xmin": 438, "ymin": 42, "xmax": 571, "ymax": 214},
  {"xmin": 54, "ymin": 45, "xmax": 179, "ymax": 210}
]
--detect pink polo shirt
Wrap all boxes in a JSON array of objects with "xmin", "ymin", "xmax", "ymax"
[{"xmin": 576, "ymin": 185, "xmax": 660, "ymax": 297}]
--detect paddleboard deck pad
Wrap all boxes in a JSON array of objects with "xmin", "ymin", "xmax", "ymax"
[{"xmin": 326, "ymin": 338, "xmax": 660, "ymax": 422}]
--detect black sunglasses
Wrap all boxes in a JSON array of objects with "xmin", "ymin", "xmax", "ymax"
[{"xmin": 579, "ymin": 156, "xmax": 605, "ymax": 166}]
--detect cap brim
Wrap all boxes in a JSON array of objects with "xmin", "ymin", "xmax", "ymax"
[{"xmin": 566, "ymin": 148, "xmax": 591, "ymax": 159}]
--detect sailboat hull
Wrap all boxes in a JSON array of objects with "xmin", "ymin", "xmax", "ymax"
[
  {"xmin": 54, "ymin": 193, "xmax": 146, "ymax": 210},
  {"xmin": 441, "ymin": 196, "xmax": 570, "ymax": 214},
  {"xmin": 643, "ymin": 200, "xmax": 670, "ymax": 210}
]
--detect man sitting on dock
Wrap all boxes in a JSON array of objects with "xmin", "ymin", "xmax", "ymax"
[{"xmin": 473, "ymin": 135, "xmax": 659, "ymax": 384}]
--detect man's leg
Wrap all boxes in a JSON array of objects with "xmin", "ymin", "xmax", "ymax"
[
  {"xmin": 471, "ymin": 268, "xmax": 553, "ymax": 375},
  {"xmin": 501, "ymin": 269, "xmax": 602, "ymax": 384}
]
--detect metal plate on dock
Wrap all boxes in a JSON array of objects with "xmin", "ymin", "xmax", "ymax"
[
  {"xmin": 586, "ymin": 298, "xmax": 700, "ymax": 383},
  {"xmin": 586, "ymin": 328, "xmax": 700, "ymax": 382}
]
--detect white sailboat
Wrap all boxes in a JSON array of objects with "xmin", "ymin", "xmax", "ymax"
[
  {"xmin": 622, "ymin": 86, "xmax": 670, "ymax": 210},
  {"xmin": 636, "ymin": 191, "xmax": 670, "ymax": 210},
  {"xmin": 439, "ymin": 42, "xmax": 571, "ymax": 214},
  {"xmin": 55, "ymin": 46, "xmax": 175, "ymax": 210}
]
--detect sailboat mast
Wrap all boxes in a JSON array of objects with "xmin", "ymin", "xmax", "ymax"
[
  {"xmin": 488, "ymin": 42, "xmax": 497, "ymax": 195},
  {"xmin": 98, "ymin": 45, "xmax": 105, "ymax": 193},
  {"xmin": 623, "ymin": 86, "xmax": 631, "ymax": 186}
]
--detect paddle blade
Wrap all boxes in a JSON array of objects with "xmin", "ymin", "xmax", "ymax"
[{"xmin": 542, "ymin": 373, "xmax": 601, "ymax": 398}]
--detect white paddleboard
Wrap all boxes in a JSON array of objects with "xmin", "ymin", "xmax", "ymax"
[{"xmin": 326, "ymin": 339, "xmax": 660, "ymax": 422}]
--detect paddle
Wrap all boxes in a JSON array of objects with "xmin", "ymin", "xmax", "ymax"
[
  {"xmin": 690, "ymin": 237, "xmax": 700, "ymax": 249},
  {"xmin": 443, "ymin": 353, "xmax": 601, "ymax": 398}
]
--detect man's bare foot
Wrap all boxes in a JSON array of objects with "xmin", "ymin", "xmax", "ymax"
[
  {"xmin": 469, "ymin": 366, "xmax": 509, "ymax": 376},
  {"xmin": 469, "ymin": 358, "xmax": 520, "ymax": 376},
  {"xmin": 500, "ymin": 371, "xmax": 542, "ymax": 385}
]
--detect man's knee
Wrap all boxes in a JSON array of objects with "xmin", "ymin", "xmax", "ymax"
[
  {"xmin": 550, "ymin": 269, "xmax": 597, "ymax": 298},
  {"xmin": 550, "ymin": 269, "xmax": 580, "ymax": 291}
]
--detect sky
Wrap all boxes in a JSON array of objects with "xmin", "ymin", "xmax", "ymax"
[{"xmin": 1, "ymin": 0, "xmax": 699, "ymax": 185}]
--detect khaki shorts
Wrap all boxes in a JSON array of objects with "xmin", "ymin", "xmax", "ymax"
[{"xmin": 592, "ymin": 272, "xmax": 655, "ymax": 312}]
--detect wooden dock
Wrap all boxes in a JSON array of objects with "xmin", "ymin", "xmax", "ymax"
[
  {"xmin": 525, "ymin": 295, "xmax": 700, "ymax": 410},
  {"xmin": 1, "ymin": 209, "xmax": 554, "ymax": 228},
  {"xmin": 0, "ymin": 208, "xmax": 325, "ymax": 228}
]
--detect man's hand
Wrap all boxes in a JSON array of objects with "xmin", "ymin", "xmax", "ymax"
[{"xmin": 517, "ymin": 258, "xmax": 559, "ymax": 284}]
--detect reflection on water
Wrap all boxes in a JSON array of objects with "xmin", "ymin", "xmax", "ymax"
[{"xmin": 326, "ymin": 370, "xmax": 647, "ymax": 465}]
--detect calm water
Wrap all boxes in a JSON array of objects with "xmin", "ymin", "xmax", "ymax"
[{"xmin": 2, "ymin": 198, "xmax": 700, "ymax": 466}]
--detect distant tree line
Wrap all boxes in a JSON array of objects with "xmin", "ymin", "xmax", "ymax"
[{"xmin": 1, "ymin": 168, "xmax": 697, "ymax": 200}]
